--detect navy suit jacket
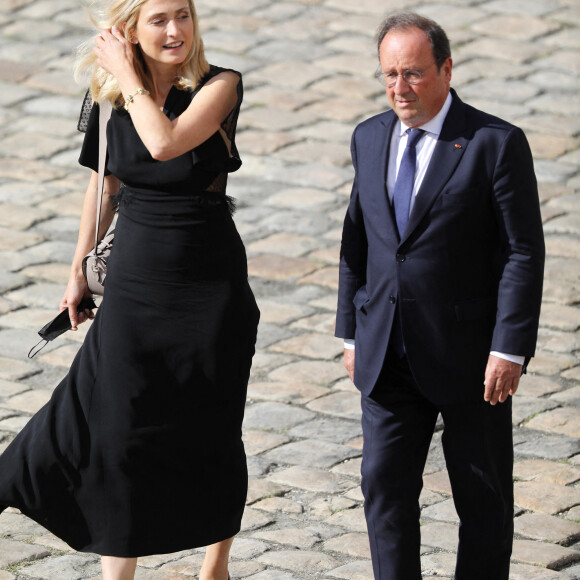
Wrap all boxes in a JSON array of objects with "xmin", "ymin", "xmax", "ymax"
[{"xmin": 335, "ymin": 90, "xmax": 545, "ymax": 405}]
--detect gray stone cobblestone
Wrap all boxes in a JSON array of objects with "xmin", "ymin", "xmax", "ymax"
[{"xmin": 0, "ymin": 0, "xmax": 578, "ymax": 578}]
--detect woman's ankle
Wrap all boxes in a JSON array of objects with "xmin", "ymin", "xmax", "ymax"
[
  {"xmin": 198, "ymin": 568, "xmax": 229, "ymax": 580},
  {"xmin": 101, "ymin": 556, "xmax": 138, "ymax": 580},
  {"xmin": 199, "ymin": 536, "xmax": 234, "ymax": 580}
]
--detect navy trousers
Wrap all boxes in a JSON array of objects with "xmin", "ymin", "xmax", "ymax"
[{"xmin": 361, "ymin": 350, "xmax": 514, "ymax": 580}]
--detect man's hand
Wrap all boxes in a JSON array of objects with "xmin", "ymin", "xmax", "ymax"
[
  {"xmin": 484, "ymin": 354, "xmax": 522, "ymax": 405},
  {"xmin": 343, "ymin": 348, "xmax": 355, "ymax": 382}
]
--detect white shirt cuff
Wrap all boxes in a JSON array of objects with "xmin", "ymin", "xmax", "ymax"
[
  {"xmin": 344, "ymin": 339, "xmax": 355, "ymax": 350},
  {"xmin": 490, "ymin": 351, "xmax": 525, "ymax": 366}
]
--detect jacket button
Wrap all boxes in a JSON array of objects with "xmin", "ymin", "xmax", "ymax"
[
  {"xmin": 389, "ymin": 296, "xmax": 396, "ymax": 304},
  {"xmin": 396, "ymin": 254, "xmax": 406, "ymax": 262}
]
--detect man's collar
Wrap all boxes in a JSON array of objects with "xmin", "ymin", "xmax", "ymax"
[{"xmin": 399, "ymin": 91, "xmax": 453, "ymax": 137}]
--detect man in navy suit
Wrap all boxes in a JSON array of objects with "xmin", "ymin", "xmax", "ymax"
[{"xmin": 335, "ymin": 12, "xmax": 544, "ymax": 580}]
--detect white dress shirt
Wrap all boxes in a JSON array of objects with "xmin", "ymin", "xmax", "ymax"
[
  {"xmin": 344, "ymin": 93, "xmax": 524, "ymax": 367},
  {"xmin": 387, "ymin": 92, "xmax": 452, "ymax": 209}
]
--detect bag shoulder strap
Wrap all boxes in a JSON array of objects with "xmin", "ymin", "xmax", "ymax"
[{"xmin": 94, "ymin": 99, "xmax": 113, "ymax": 252}]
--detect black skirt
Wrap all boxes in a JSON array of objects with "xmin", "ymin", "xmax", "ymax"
[{"xmin": 0, "ymin": 188, "xmax": 259, "ymax": 556}]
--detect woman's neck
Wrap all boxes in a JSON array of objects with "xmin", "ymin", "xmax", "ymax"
[{"xmin": 143, "ymin": 59, "xmax": 179, "ymax": 106}]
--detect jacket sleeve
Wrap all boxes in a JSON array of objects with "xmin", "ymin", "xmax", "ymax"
[
  {"xmin": 335, "ymin": 129, "xmax": 368, "ymax": 339},
  {"xmin": 490, "ymin": 126, "xmax": 545, "ymax": 358}
]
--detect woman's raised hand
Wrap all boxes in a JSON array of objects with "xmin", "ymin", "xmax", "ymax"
[{"xmin": 94, "ymin": 26, "xmax": 135, "ymax": 79}]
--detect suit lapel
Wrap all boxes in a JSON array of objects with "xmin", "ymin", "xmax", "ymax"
[
  {"xmin": 376, "ymin": 113, "xmax": 399, "ymax": 239},
  {"xmin": 401, "ymin": 93, "xmax": 468, "ymax": 245}
]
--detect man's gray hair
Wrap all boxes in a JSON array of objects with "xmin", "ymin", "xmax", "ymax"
[{"xmin": 376, "ymin": 12, "xmax": 451, "ymax": 69}]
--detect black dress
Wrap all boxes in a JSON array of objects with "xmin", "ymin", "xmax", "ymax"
[{"xmin": 0, "ymin": 66, "xmax": 260, "ymax": 557}]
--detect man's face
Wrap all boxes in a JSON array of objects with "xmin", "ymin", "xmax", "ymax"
[{"xmin": 379, "ymin": 27, "xmax": 452, "ymax": 127}]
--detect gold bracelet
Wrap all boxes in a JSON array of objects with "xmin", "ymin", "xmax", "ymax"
[{"xmin": 124, "ymin": 88, "xmax": 150, "ymax": 111}]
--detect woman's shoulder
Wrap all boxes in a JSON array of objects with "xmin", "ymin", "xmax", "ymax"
[
  {"xmin": 202, "ymin": 65, "xmax": 242, "ymax": 86},
  {"xmin": 208, "ymin": 64, "xmax": 241, "ymax": 77},
  {"xmin": 184, "ymin": 65, "xmax": 242, "ymax": 105}
]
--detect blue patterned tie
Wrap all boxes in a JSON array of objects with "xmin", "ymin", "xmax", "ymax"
[{"xmin": 393, "ymin": 128, "xmax": 424, "ymax": 237}]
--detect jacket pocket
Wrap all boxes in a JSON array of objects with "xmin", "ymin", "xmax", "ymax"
[
  {"xmin": 440, "ymin": 186, "xmax": 481, "ymax": 207},
  {"xmin": 353, "ymin": 286, "xmax": 370, "ymax": 314},
  {"xmin": 454, "ymin": 296, "xmax": 496, "ymax": 322}
]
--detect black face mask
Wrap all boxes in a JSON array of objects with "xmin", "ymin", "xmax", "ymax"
[{"xmin": 28, "ymin": 297, "xmax": 97, "ymax": 358}]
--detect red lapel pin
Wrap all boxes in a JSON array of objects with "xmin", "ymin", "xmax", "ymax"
[{"xmin": 454, "ymin": 144, "xmax": 462, "ymax": 149}]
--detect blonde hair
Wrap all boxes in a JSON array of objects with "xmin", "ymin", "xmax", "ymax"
[{"xmin": 75, "ymin": 0, "xmax": 210, "ymax": 106}]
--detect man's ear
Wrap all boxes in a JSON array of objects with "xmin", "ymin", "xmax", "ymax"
[{"xmin": 443, "ymin": 57, "xmax": 453, "ymax": 84}]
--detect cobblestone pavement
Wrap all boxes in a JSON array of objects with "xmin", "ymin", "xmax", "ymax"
[{"xmin": 0, "ymin": 0, "xmax": 579, "ymax": 578}]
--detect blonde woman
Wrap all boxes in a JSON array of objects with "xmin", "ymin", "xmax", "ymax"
[{"xmin": 0, "ymin": 1, "xmax": 259, "ymax": 579}]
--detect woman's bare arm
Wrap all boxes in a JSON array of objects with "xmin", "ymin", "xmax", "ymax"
[
  {"xmin": 61, "ymin": 171, "xmax": 119, "ymax": 328},
  {"xmin": 94, "ymin": 27, "xmax": 239, "ymax": 161}
]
